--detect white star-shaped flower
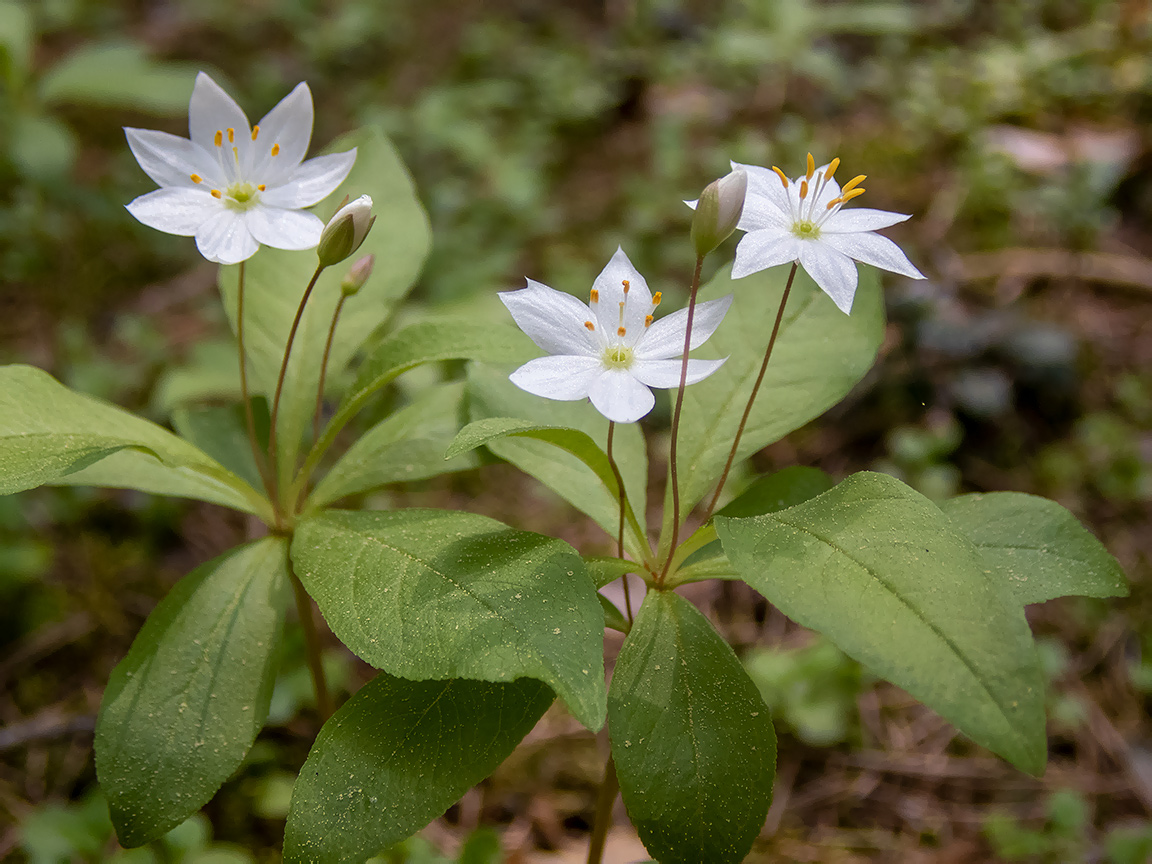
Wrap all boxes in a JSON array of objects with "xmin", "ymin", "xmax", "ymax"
[
  {"xmin": 500, "ymin": 248, "xmax": 732, "ymax": 424},
  {"xmin": 731, "ymin": 154, "xmax": 925, "ymax": 313},
  {"xmin": 124, "ymin": 72, "xmax": 357, "ymax": 265}
]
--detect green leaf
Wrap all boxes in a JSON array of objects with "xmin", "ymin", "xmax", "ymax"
[
  {"xmin": 96, "ymin": 538, "xmax": 290, "ymax": 846},
  {"xmin": 297, "ymin": 320, "xmax": 530, "ymax": 497},
  {"xmin": 446, "ymin": 417, "xmax": 647, "ymax": 557},
  {"xmin": 0, "ymin": 365, "xmax": 267, "ymax": 517},
  {"xmin": 608, "ymin": 591, "xmax": 776, "ymax": 864},
  {"xmin": 291, "ymin": 509, "xmax": 607, "ymax": 730},
  {"xmin": 716, "ymin": 466, "xmax": 835, "ymax": 519},
  {"xmin": 715, "ymin": 472, "xmax": 1047, "ymax": 775},
  {"xmin": 599, "ymin": 594, "xmax": 629, "ymax": 633},
  {"xmin": 308, "ymin": 382, "xmax": 476, "ymax": 508},
  {"xmin": 219, "ymin": 127, "xmax": 431, "ymax": 485},
  {"xmin": 10, "ymin": 111, "xmax": 76, "ymax": 178},
  {"xmin": 941, "ymin": 492, "xmax": 1128, "ymax": 606},
  {"xmin": 172, "ymin": 403, "xmax": 265, "ymax": 492},
  {"xmin": 284, "ymin": 674, "xmax": 551, "ymax": 864},
  {"xmin": 584, "ymin": 556, "xmax": 636, "ymax": 590},
  {"xmin": 660, "ymin": 264, "xmax": 883, "ymax": 554},
  {"xmin": 40, "ymin": 42, "xmax": 201, "ymax": 114},
  {"xmin": 153, "ymin": 341, "xmax": 243, "ymax": 415},
  {"xmin": 466, "ymin": 364, "xmax": 649, "ymax": 561}
]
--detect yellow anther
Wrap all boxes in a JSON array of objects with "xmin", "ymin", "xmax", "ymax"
[
  {"xmin": 190, "ymin": 174, "xmax": 203, "ymax": 184},
  {"xmin": 825, "ymin": 157, "xmax": 840, "ymax": 182},
  {"xmin": 271, "ymin": 143, "xmax": 280, "ymax": 157},
  {"xmin": 800, "ymin": 179, "xmax": 809, "ymax": 200},
  {"xmin": 585, "ymin": 321, "xmax": 595, "ymax": 331},
  {"xmin": 227, "ymin": 128, "xmax": 235, "ymax": 143},
  {"xmin": 806, "ymin": 152, "xmax": 815, "ymax": 180},
  {"xmin": 840, "ymin": 187, "xmax": 865, "ymax": 202},
  {"xmin": 257, "ymin": 184, "xmax": 266, "ymax": 191},
  {"xmin": 645, "ymin": 314, "xmax": 654, "ymax": 327},
  {"xmin": 622, "ymin": 279, "xmax": 630, "ymax": 294},
  {"xmin": 841, "ymin": 174, "xmax": 866, "ymax": 194},
  {"xmin": 652, "ymin": 291, "xmax": 662, "ymax": 306},
  {"xmin": 617, "ymin": 326, "xmax": 627, "ymax": 337},
  {"xmin": 590, "ymin": 288, "xmax": 599, "ymax": 303},
  {"xmin": 210, "ymin": 189, "xmax": 222, "ymax": 199},
  {"xmin": 826, "ymin": 198, "xmax": 840, "ymax": 210},
  {"xmin": 214, "ymin": 130, "xmax": 223, "ymax": 147},
  {"xmin": 771, "ymin": 166, "xmax": 789, "ymax": 188},
  {"xmin": 251, "ymin": 125, "xmax": 260, "ymax": 140}
]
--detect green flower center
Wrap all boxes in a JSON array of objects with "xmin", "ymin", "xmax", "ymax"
[
  {"xmin": 225, "ymin": 182, "xmax": 260, "ymax": 210},
  {"xmin": 603, "ymin": 345, "xmax": 634, "ymax": 369},
  {"xmin": 792, "ymin": 220, "xmax": 820, "ymax": 239}
]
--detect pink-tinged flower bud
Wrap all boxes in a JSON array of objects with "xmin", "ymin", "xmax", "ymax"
[
  {"xmin": 317, "ymin": 194, "xmax": 375, "ymax": 267},
  {"xmin": 340, "ymin": 254, "xmax": 375, "ymax": 296},
  {"xmin": 691, "ymin": 169, "xmax": 747, "ymax": 258}
]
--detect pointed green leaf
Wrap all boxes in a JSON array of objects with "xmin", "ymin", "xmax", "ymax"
[
  {"xmin": 0, "ymin": 365, "xmax": 266, "ymax": 516},
  {"xmin": 660, "ymin": 265, "xmax": 883, "ymax": 553},
  {"xmin": 291, "ymin": 509, "xmax": 607, "ymax": 730},
  {"xmin": 96, "ymin": 538, "xmax": 290, "ymax": 846},
  {"xmin": 40, "ymin": 42, "xmax": 200, "ymax": 114},
  {"xmin": 446, "ymin": 417, "xmax": 647, "ymax": 557},
  {"xmin": 309, "ymin": 382, "xmax": 477, "ymax": 508},
  {"xmin": 715, "ymin": 466, "xmax": 835, "ymax": 519},
  {"xmin": 716, "ymin": 472, "xmax": 1047, "ymax": 775},
  {"xmin": 219, "ymin": 128, "xmax": 431, "ymax": 483},
  {"xmin": 609, "ymin": 591, "xmax": 776, "ymax": 864},
  {"xmin": 941, "ymin": 492, "xmax": 1128, "ymax": 605},
  {"xmin": 466, "ymin": 364, "xmax": 649, "ymax": 561},
  {"xmin": 284, "ymin": 674, "xmax": 552, "ymax": 864}
]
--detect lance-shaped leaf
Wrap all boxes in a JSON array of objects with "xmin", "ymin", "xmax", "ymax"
[
  {"xmin": 716, "ymin": 472, "xmax": 1047, "ymax": 775},
  {"xmin": 218, "ymin": 127, "xmax": 431, "ymax": 483},
  {"xmin": 295, "ymin": 320, "xmax": 531, "ymax": 497},
  {"xmin": 309, "ymin": 382, "xmax": 476, "ymax": 508},
  {"xmin": 466, "ymin": 364, "xmax": 649, "ymax": 559},
  {"xmin": 0, "ymin": 364, "xmax": 266, "ymax": 516},
  {"xmin": 659, "ymin": 264, "xmax": 882, "ymax": 554},
  {"xmin": 96, "ymin": 538, "xmax": 290, "ymax": 846},
  {"xmin": 291, "ymin": 509, "xmax": 606, "ymax": 730},
  {"xmin": 609, "ymin": 591, "xmax": 776, "ymax": 864},
  {"xmin": 941, "ymin": 492, "xmax": 1128, "ymax": 606},
  {"xmin": 447, "ymin": 417, "xmax": 647, "ymax": 559},
  {"xmin": 284, "ymin": 674, "xmax": 552, "ymax": 864}
]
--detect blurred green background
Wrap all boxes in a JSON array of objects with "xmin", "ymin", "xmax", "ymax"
[{"xmin": 1, "ymin": 0, "xmax": 1150, "ymax": 861}]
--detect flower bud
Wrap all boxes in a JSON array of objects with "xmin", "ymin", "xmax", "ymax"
[
  {"xmin": 690, "ymin": 169, "xmax": 747, "ymax": 258},
  {"xmin": 317, "ymin": 194, "xmax": 375, "ymax": 267},
  {"xmin": 340, "ymin": 254, "xmax": 375, "ymax": 296}
]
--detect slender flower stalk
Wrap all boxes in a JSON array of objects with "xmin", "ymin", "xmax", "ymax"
[
  {"xmin": 605, "ymin": 421, "xmax": 633, "ymax": 624},
  {"xmin": 702, "ymin": 262, "xmax": 799, "ymax": 521},
  {"xmin": 267, "ymin": 264, "xmax": 326, "ymax": 510},
  {"xmin": 313, "ymin": 293, "xmax": 348, "ymax": 444},
  {"xmin": 587, "ymin": 756, "xmax": 621, "ymax": 864},
  {"xmin": 659, "ymin": 255, "xmax": 705, "ymax": 583},
  {"xmin": 235, "ymin": 261, "xmax": 272, "ymax": 494}
]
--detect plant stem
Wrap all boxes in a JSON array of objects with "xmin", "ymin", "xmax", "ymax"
[
  {"xmin": 605, "ymin": 421, "xmax": 633, "ymax": 624},
  {"xmin": 659, "ymin": 254, "xmax": 704, "ymax": 583},
  {"xmin": 313, "ymin": 293, "xmax": 348, "ymax": 443},
  {"xmin": 236, "ymin": 262, "xmax": 272, "ymax": 496},
  {"xmin": 290, "ymin": 568, "xmax": 332, "ymax": 723},
  {"xmin": 586, "ymin": 755, "xmax": 620, "ymax": 864},
  {"xmin": 702, "ymin": 261, "xmax": 798, "ymax": 521},
  {"xmin": 268, "ymin": 265, "xmax": 325, "ymax": 511}
]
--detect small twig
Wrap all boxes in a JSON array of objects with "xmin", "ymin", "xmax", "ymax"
[
  {"xmin": 290, "ymin": 569, "xmax": 333, "ymax": 723},
  {"xmin": 0, "ymin": 712, "xmax": 95, "ymax": 752}
]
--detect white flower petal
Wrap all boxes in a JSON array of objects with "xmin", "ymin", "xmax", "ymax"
[
  {"xmin": 732, "ymin": 228, "xmax": 801, "ymax": 279},
  {"xmin": 124, "ymin": 128, "xmax": 222, "ymax": 189},
  {"xmin": 587, "ymin": 369, "xmax": 655, "ymax": 424},
  {"xmin": 591, "ymin": 248, "xmax": 652, "ymax": 337},
  {"xmin": 194, "ymin": 210, "xmax": 260, "ymax": 264},
  {"xmin": 798, "ymin": 242, "xmax": 859, "ymax": 314},
  {"xmin": 822, "ymin": 207, "xmax": 912, "ymax": 233},
  {"xmin": 251, "ymin": 82, "xmax": 314, "ymax": 185},
  {"xmin": 499, "ymin": 280, "xmax": 601, "ymax": 357},
  {"xmin": 820, "ymin": 230, "xmax": 925, "ymax": 280},
  {"xmin": 509, "ymin": 355, "xmax": 601, "ymax": 401},
  {"xmin": 188, "ymin": 72, "xmax": 251, "ymax": 157},
  {"xmin": 259, "ymin": 150, "xmax": 357, "ymax": 209},
  {"xmin": 737, "ymin": 190, "xmax": 791, "ymax": 232},
  {"xmin": 126, "ymin": 187, "xmax": 220, "ymax": 236},
  {"xmin": 734, "ymin": 161, "xmax": 793, "ymax": 218},
  {"xmin": 630, "ymin": 356, "xmax": 727, "ymax": 389},
  {"xmin": 245, "ymin": 206, "xmax": 324, "ymax": 250},
  {"xmin": 639, "ymin": 295, "xmax": 733, "ymax": 359}
]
